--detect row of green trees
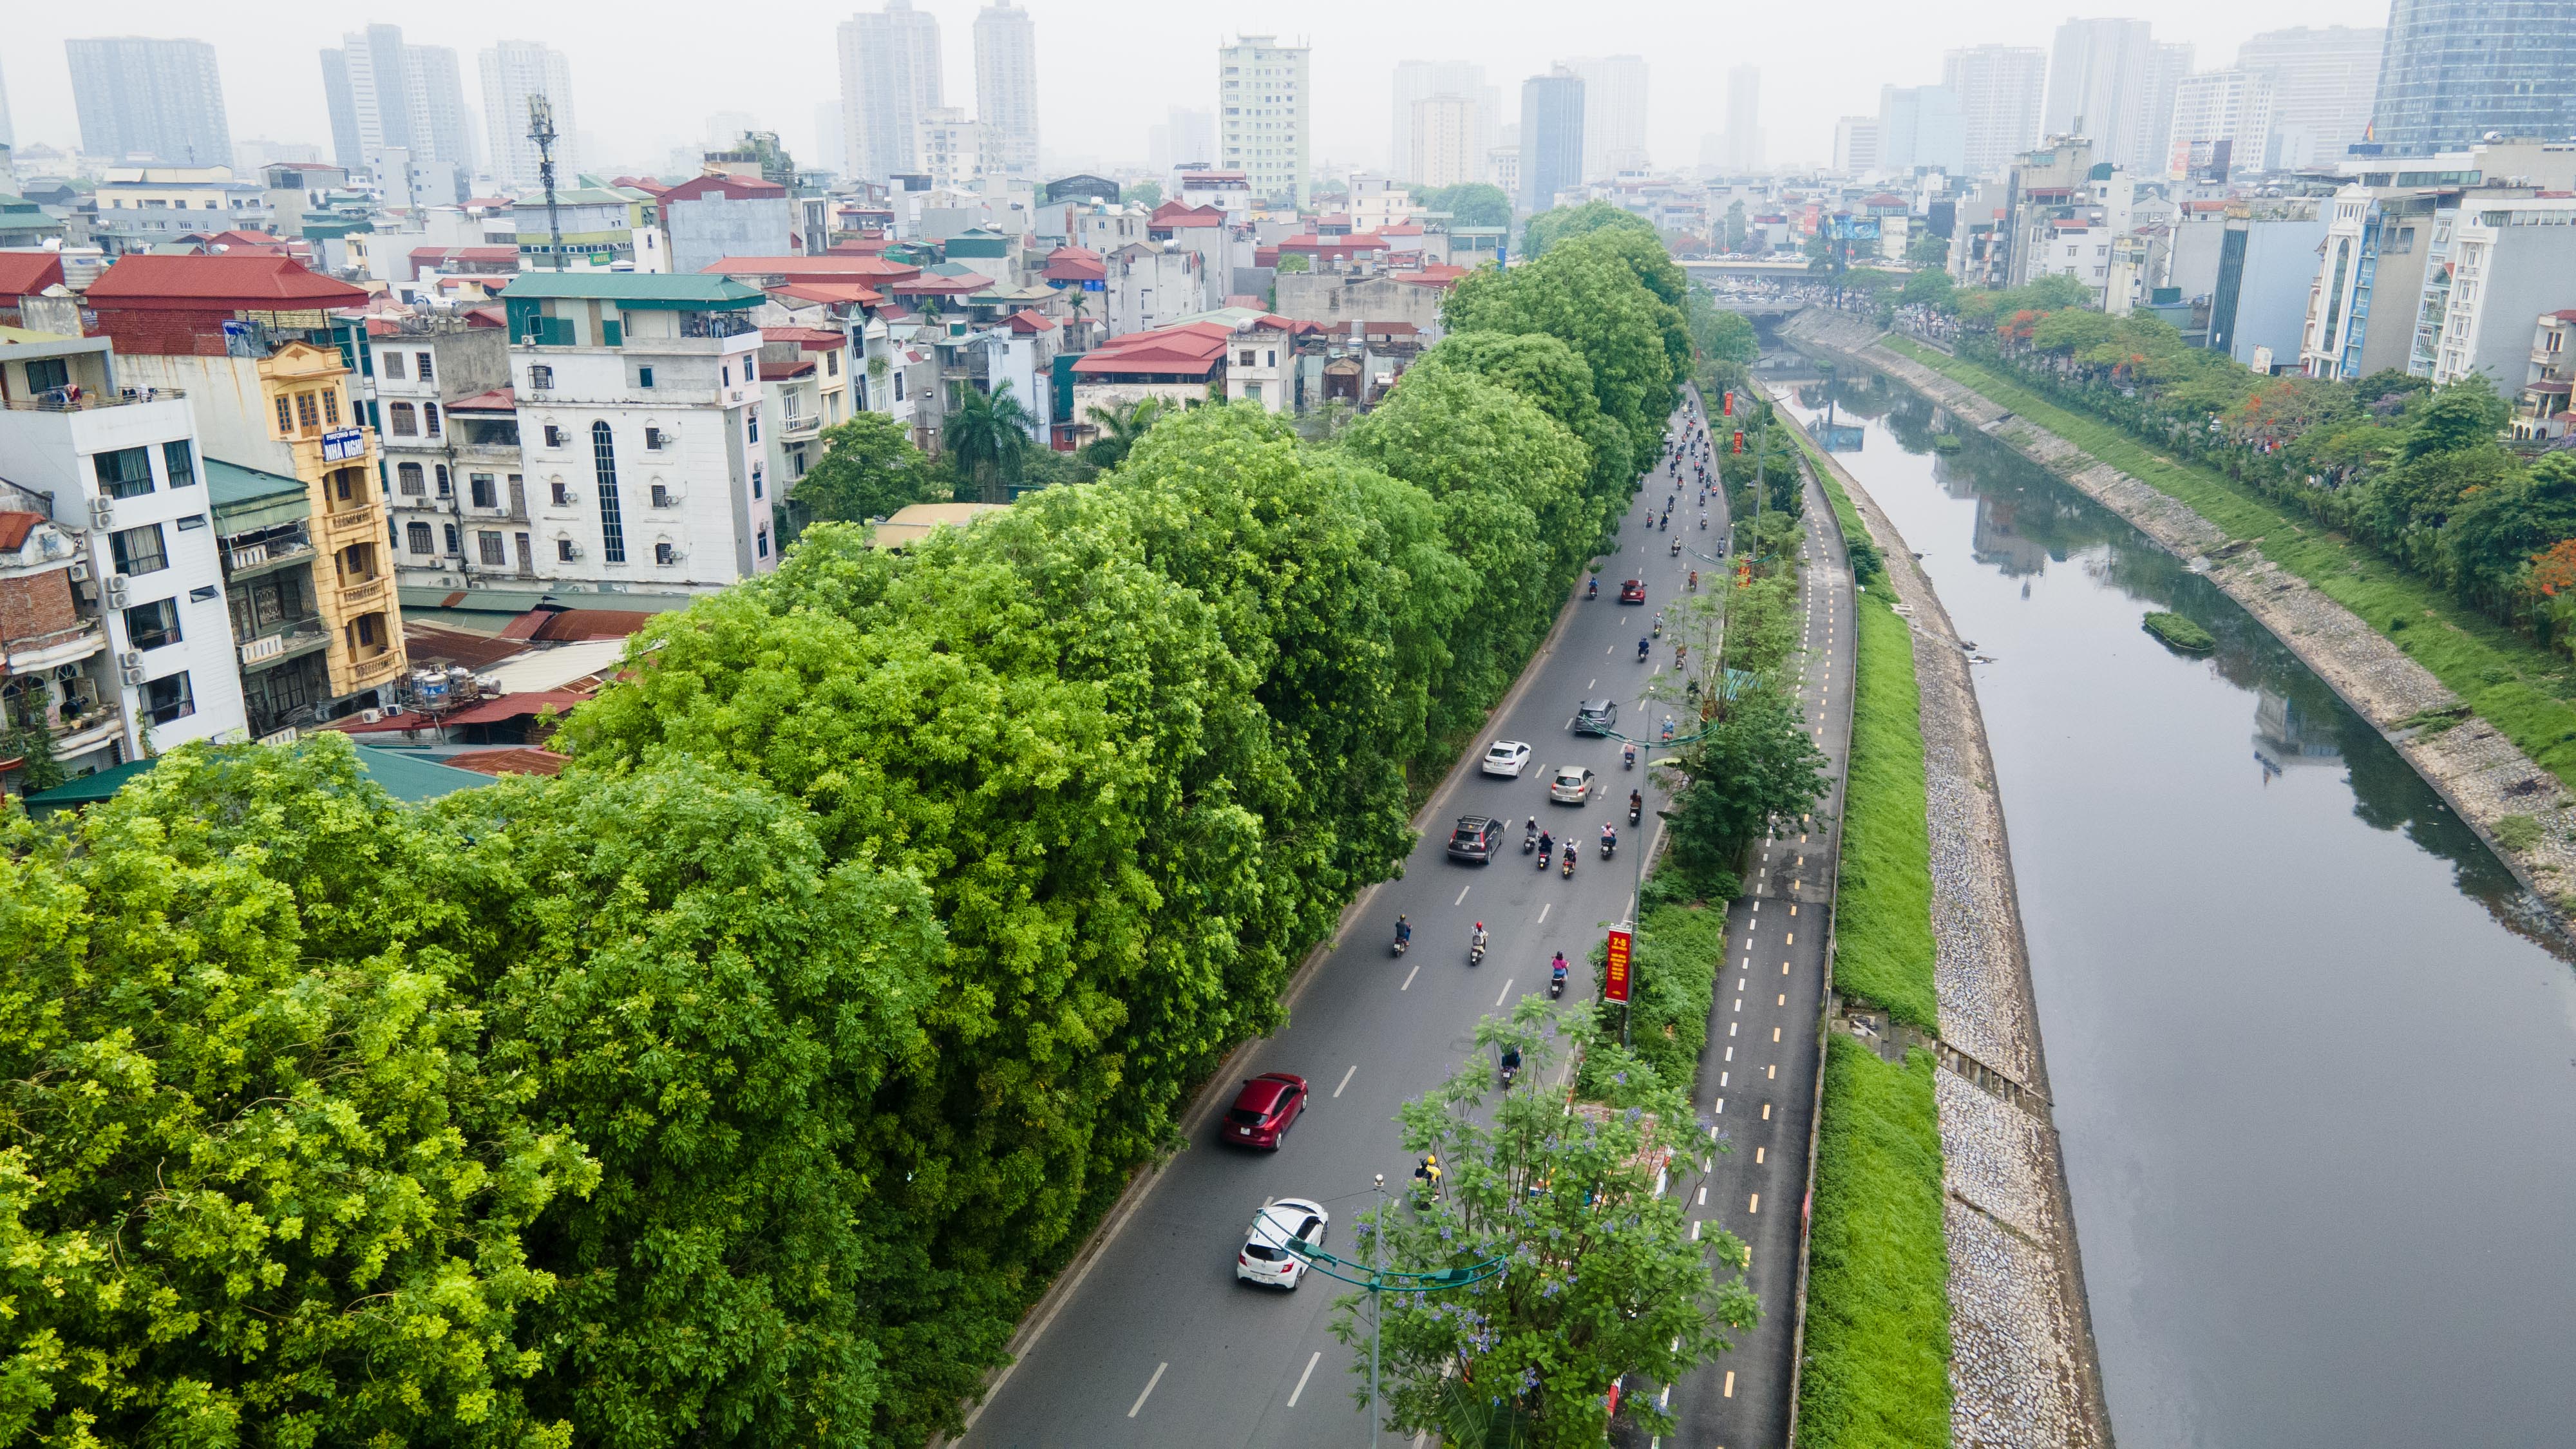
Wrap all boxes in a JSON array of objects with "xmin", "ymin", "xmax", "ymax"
[
  {"xmin": 1937, "ymin": 278, "xmax": 2576, "ymax": 653},
  {"xmin": 0, "ymin": 221, "xmax": 1703, "ymax": 1448}
]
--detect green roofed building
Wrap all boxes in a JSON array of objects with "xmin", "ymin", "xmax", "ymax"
[{"xmin": 19, "ymin": 741, "xmax": 492, "ymax": 813}]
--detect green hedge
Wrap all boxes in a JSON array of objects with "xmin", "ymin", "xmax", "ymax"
[
  {"xmin": 1799, "ymin": 1038, "xmax": 1954, "ymax": 1446},
  {"xmin": 1830, "ymin": 577, "xmax": 1940, "ymax": 1031}
]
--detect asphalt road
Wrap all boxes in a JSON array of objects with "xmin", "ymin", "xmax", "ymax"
[
  {"xmin": 958, "ymin": 406, "xmax": 1767, "ymax": 1449},
  {"xmin": 1663, "ymin": 448, "xmax": 1857, "ymax": 1449}
]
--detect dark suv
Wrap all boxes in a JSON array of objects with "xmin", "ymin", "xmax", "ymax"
[
  {"xmin": 1574, "ymin": 699, "xmax": 1618, "ymax": 736},
  {"xmin": 1446, "ymin": 814, "xmax": 1504, "ymax": 863}
]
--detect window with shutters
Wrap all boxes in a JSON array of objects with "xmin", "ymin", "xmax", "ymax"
[
  {"xmin": 424, "ymin": 402, "xmax": 440, "ymax": 436},
  {"xmin": 398, "ymin": 462, "xmax": 426, "ymax": 494},
  {"xmin": 407, "ymin": 522, "xmax": 433, "ymax": 553},
  {"xmin": 478, "ymin": 531, "xmax": 506, "ymax": 565},
  {"xmin": 382, "ymin": 353, "xmax": 406, "ymax": 381},
  {"xmin": 323, "ymin": 390, "xmax": 341, "ymax": 426},
  {"xmin": 470, "ymin": 473, "xmax": 498, "ymax": 509},
  {"xmin": 276, "ymin": 395, "xmax": 294, "ymax": 433},
  {"xmin": 294, "ymin": 392, "xmax": 320, "ymax": 431},
  {"xmin": 93, "ymin": 447, "xmax": 155, "ymax": 499},
  {"xmin": 390, "ymin": 403, "xmax": 419, "ymax": 437},
  {"xmin": 417, "ymin": 352, "xmax": 435, "ymax": 383},
  {"xmin": 111, "ymin": 524, "xmax": 169, "ymax": 576}
]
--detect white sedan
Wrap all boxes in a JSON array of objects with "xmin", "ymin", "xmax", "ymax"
[
  {"xmin": 1480, "ymin": 740, "xmax": 1533, "ymax": 778},
  {"xmin": 1236, "ymin": 1198, "xmax": 1330, "ymax": 1290}
]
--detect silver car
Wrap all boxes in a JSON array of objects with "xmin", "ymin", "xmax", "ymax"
[{"xmin": 1549, "ymin": 766, "xmax": 1596, "ymax": 804}]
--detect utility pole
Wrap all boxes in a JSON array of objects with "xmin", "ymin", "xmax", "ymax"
[
  {"xmin": 1370, "ymin": 1172, "xmax": 1385, "ymax": 1449},
  {"xmin": 529, "ymin": 94, "xmax": 565, "ymax": 272}
]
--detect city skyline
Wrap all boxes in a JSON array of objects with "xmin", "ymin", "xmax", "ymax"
[{"xmin": 6, "ymin": 0, "xmax": 2396, "ymax": 180}]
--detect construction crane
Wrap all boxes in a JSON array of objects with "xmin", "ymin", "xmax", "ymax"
[{"xmin": 528, "ymin": 94, "xmax": 565, "ymax": 272}]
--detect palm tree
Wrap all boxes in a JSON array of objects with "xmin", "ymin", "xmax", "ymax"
[
  {"xmin": 947, "ymin": 379, "xmax": 1040, "ymax": 503},
  {"xmin": 1081, "ymin": 397, "xmax": 1167, "ymax": 471}
]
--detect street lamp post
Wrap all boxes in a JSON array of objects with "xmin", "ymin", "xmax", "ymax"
[{"xmin": 1287, "ymin": 1179, "xmax": 1508, "ymax": 1446}]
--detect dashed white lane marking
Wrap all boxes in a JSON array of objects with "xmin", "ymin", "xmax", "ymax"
[
  {"xmin": 1725, "ymin": 1370, "xmax": 1738, "ymax": 1397},
  {"xmin": 1749, "ymin": 1194, "xmax": 1761, "ymax": 1214},
  {"xmin": 1538, "ymin": 902, "xmax": 1551, "ymax": 923},
  {"xmin": 1400, "ymin": 964, "xmax": 1420, "ymax": 990},
  {"xmin": 1496, "ymin": 978, "xmax": 1515, "ymax": 1008},
  {"xmin": 1335, "ymin": 1064, "xmax": 1358, "ymax": 1098},
  {"xmin": 1286, "ymin": 1350, "xmax": 1322, "ymax": 1406},
  {"xmin": 1128, "ymin": 1362, "xmax": 1168, "ymax": 1417},
  {"xmin": 1455, "ymin": 886, "xmax": 1471, "ymax": 905},
  {"xmin": 1698, "ymin": 1184, "xmax": 1708, "ymax": 1206}
]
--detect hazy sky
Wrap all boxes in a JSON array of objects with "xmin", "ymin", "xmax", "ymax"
[{"xmin": 8, "ymin": 0, "xmax": 2391, "ymax": 175}]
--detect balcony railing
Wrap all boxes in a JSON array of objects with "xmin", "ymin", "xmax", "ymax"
[
  {"xmin": 780, "ymin": 412, "xmax": 821, "ymax": 439},
  {"xmin": 5, "ymin": 620, "xmax": 108, "ymax": 672},
  {"xmin": 680, "ymin": 311, "xmax": 759, "ymax": 339},
  {"xmin": 1, "ymin": 386, "xmax": 188, "ymax": 412},
  {"xmin": 238, "ymin": 616, "xmax": 329, "ymax": 667},
  {"xmin": 226, "ymin": 529, "xmax": 315, "ymax": 576}
]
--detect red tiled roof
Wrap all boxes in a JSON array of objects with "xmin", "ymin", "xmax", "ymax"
[
  {"xmin": 706, "ymin": 254, "xmax": 918, "ymax": 280},
  {"xmin": 1070, "ymin": 321, "xmax": 1231, "ymax": 377},
  {"xmin": 761, "ymin": 325, "xmax": 846, "ymax": 347},
  {"xmin": 444, "ymin": 747, "xmax": 571, "ymax": 777},
  {"xmin": 439, "ymin": 689, "xmax": 594, "ymax": 725},
  {"xmin": 890, "ymin": 274, "xmax": 992, "ymax": 296},
  {"xmin": 1363, "ymin": 321, "xmax": 1421, "ymax": 336},
  {"xmin": 759, "ymin": 359, "xmax": 815, "ymax": 380},
  {"xmin": 2549, "ymin": 309, "xmax": 2576, "ymax": 322},
  {"xmin": 614, "ymin": 176, "xmax": 674, "ymax": 196},
  {"xmin": 447, "ymin": 386, "xmax": 515, "ymax": 412},
  {"xmin": 87, "ymin": 254, "xmax": 368, "ymax": 307},
  {"xmin": 465, "ymin": 303, "xmax": 507, "ymax": 328},
  {"xmin": 661, "ymin": 174, "xmax": 788, "ymax": 202},
  {"xmin": 1396, "ymin": 263, "xmax": 1472, "ymax": 289},
  {"xmin": 0, "ymin": 252, "xmax": 65, "ymax": 297},
  {"xmin": 1005, "ymin": 308, "xmax": 1060, "ymax": 333},
  {"xmin": 775, "ymin": 281, "xmax": 887, "ymax": 307},
  {"xmin": 1041, "ymin": 245, "xmax": 1106, "ymax": 282},
  {"xmin": 402, "ymin": 623, "xmax": 529, "ymax": 670},
  {"xmin": 526, "ymin": 609, "xmax": 655, "ymax": 642},
  {"xmin": 0, "ymin": 512, "xmax": 45, "ymax": 551},
  {"xmin": 1149, "ymin": 201, "xmax": 1226, "ymax": 229}
]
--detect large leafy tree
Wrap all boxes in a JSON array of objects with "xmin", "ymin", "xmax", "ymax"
[
  {"xmin": 1409, "ymin": 332, "xmax": 1634, "ymax": 530},
  {"xmin": 0, "ymin": 737, "xmax": 598, "ymax": 1447},
  {"xmin": 1331, "ymin": 1001, "xmax": 1759, "ymax": 1447},
  {"xmin": 1521, "ymin": 199, "xmax": 1656, "ymax": 259},
  {"xmin": 793, "ymin": 411, "xmax": 950, "ymax": 526},
  {"xmin": 1665, "ymin": 679, "xmax": 1830, "ymax": 896},
  {"xmin": 1445, "ymin": 231, "xmax": 1682, "ymax": 468}
]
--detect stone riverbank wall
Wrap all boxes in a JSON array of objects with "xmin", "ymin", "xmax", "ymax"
[
  {"xmin": 1793, "ymin": 310, "xmax": 2576, "ymax": 936},
  {"xmin": 1784, "ymin": 327, "xmax": 2116, "ymax": 1449}
]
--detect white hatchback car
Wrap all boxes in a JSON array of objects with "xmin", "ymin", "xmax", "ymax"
[
  {"xmin": 1481, "ymin": 740, "xmax": 1532, "ymax": 778},
  {"xmin": 1236, "ymin": 1198, "xmax": 1330, "ymax": 1290},
  {"xmin": 1549, "ymin": 766, "xmax": 1596, "ymax": 804}
]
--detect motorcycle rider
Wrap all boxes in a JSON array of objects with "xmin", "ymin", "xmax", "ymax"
[
  {"xmin": 1472, "ymin": 921, "xmax": 1489, "ymax": 953},
  {"xmin": 1551, "ymin": 950, "xmax": 1569, "ymax": 985},
  {"xmin": 1638, "ymin": 636, "xmax": 1651, "ymax": 661},
  {"xmin": 1602, "ymin": 822, "xmax": 1618, "ymax": 854},
  {"xmin": 1623, "ymin": 741, "xmax": 1637, "ymax": 769},
  {"xmin": 1536, "ymin": 829, "xmax": 1553, "ymax": 860},
  {"xmin": 1499, "ymin": 1045, "xmax": 1522, "ymax": 1084},
  {"xmin": 1395, "ymin": 914, "xmax": 1412, "ymax": 947},
  {"xmin": 1629, "ymin": 788, "xmax": 1643, "ymax": 822}
]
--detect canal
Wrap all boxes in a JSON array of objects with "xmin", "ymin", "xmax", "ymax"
[{"xmin": 1779, "ymin": 364, "xmax": 2576, "ymax": 1448}]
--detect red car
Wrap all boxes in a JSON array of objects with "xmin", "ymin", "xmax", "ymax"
[
  {"xmin": 1618, "ymin": 579, "xmax": 1647, "ymax": 604},
  {"xmin": 1224, "ymin": 1072, "xmax": 1309, "ymax": 1148}
]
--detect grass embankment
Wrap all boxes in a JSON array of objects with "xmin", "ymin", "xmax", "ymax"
[
  {"xmin": 1886, "ymin": 336, "xmax": 2576, "ymax": 791},
  {"xmin": 2143, "ymin": 611, "xmax": 2215, "ymax": 653},
  {"xmin": 1794, "ymin": 448, "xmax": 1956, "ymax": 1447}
]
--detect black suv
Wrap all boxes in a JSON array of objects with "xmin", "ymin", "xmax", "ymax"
[
  {"xmin": 1574, "ymin": 699, "xmax": 1618, "ymax": 736},
  {"xmin": 1446, "ymin": 814, "xmax": 1504, "ymax": 863}
]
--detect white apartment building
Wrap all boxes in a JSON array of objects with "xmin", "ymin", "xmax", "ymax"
[
  {"xmin": 1562, "ymin": 55, "xmax": 1650, "ymax": 180},
  {"xmin": 0, "ymin": 332, "xmax": 248, "ymax": 774},
  {"xmin": 1943, "ymin": 45, "xmax": 2048, "ymax": 178},
  {"xmin": 2427, "ymin": 197, "xmax": 2576, "ymax": 390},
  {"xmin": 1410, "ymin": 97, "xmax": 1481, "ymax": 189},
  {"xmin": 2237, "ymin": 25, "xmax": 2383, "ymax": 171},
  {"xmin": 972, "ymin": 1, "xmax": 1039, "ymax": 177},
  {"xmin": 370, "ymin": 316, "xmax": 517, "ymax": 589},
  {"xmin": 1219, "ymin": 36, "xmax": 1311, "ymax": 207},
  {"xmin": 502, "ymin": 273, "xmax": 779, "ymax": 590},
  {"xmin": 1392, "ymin": 61, "xmax": 1492, "ymax": 187},
  {"xmin": 917, "ymin": 108, "xmax": 987, "ymax": 193},
  {"xmin": 2165, "ymin": 70, "xmax": 2273, "ymax": 180},
  {"xmin": 480, "ymin": 41, "xmax": 577, "ymax": 191},
  {"xmin": 1833, "ymin": 117, "xmax": 1882, "ymax": 178},
  {"xmin": 840, "ymin": 0, "xmax": 945, "ymax": 183}
]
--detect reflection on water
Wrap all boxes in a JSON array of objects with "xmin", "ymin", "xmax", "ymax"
[{"xmin": 1786, "ymin": 366, "xmax": 2576, "ymax": 1449}]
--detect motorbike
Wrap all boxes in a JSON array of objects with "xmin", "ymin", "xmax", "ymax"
[
  {"xmin": 1670, "ymin": 538, "xmax": 1681, "ymax": 557},
  {"xmin": 1688, "ymin": 571, "xmax": 1700, "ymax": 592},
  {"xmin": 1549, "ymin": 967, "xmax": 1567, "ymax": 999},
  {"xmin": 1393, "ymin": 932, "xmax": 1409, "ymax": 957},
  {"xmin": 1622, "ymin": 743, "xmax": 1636, "ymax": 770},
  {"xmin": 1636, "ymin": 638, "xmax": 1651, "ymax": 662},
  {"xmin": 1536, "ymin": 844, "xmax": 1551, "ymax": 873},
  {"xmin": 1499, "ymin": 1054, "xmax": 1519, "ymax": 1090},
  {"xmin": 1629, "ymin": 797, "xmax": 1643, "ymax": 826},
  {"xmin": 1653, "ymin": 616, "xmax": 1663, "ymax": 638},
  {"xmin": 1586, "ymin": 577, "xmax": 1598, "ymax": 600},
  {"xmin": 1561, "ymin": 850, "xmax": 1577, "ymax": 878},
  {"xmin": 1523, "ymin": 824, "xmax": 1538, "ymax": 853},
  {"xmin": 1469, "ymin": 937, "xmax": 1487, "ymax": 967},
  {"xmin": 1601, "ymin": 832, "xmax": 1616, "ymax": 859}
]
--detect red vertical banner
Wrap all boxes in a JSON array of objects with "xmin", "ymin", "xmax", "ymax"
[
  {"xmin": 1732, "ymin": 430, "xmax": 1745, "ymax": 454},
  {"xmin": 1723, "ymin": 390, "xmax": 1734, "ymax": 417},
  {"xmin": 1603, "ymin": 929, "xmax": 1633, "ymax": 1004}
]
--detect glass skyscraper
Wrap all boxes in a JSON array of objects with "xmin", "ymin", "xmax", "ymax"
[{"xmin": 2370, "ymin": 0, "xmax": 2576, "ymax": 151}]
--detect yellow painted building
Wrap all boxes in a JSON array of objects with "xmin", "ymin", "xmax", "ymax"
[{"xmin": 259, "ymin": 343, "xmax": 404, "ymax": 697}]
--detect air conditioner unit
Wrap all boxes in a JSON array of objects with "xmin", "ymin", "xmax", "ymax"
[
  {"xmin": 359, "ymin": 708, "xmax": 384, "ymax": 724},
  {"xmin": 67, "ymin": 560, "xmax": 91, "ymax": 582},
  {"xmin": 120, "ymin": 665, "xmax": 147, "ymax": 686},
  {"xmin": 560, "ymin": 543, "xmax": 583, "ymax": 559},
  {"xmin": 104, "ymin": 574, "xmax": 131, "ymax": 606},
  {"xmin": 88, "ymin": 498, "xmax": 116, "ymax": 529},
  {"xmin": 118, "ymin": 650, "xmax": 142, "ymax": 670}
]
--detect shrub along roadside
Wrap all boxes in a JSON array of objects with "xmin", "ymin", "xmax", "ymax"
[{"xmin": 1887, "ymin": 337, "xmax": 2576, "ymax": 792}]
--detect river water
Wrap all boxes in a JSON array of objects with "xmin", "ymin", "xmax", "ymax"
[{"xmin": 1780, "ymin": 365, "xmax": 2576, "ymax": 1449}]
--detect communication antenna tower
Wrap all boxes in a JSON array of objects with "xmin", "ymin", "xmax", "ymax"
[{"xmin": 529, "ymin": 94, "xmax": 566, "ymax": 272}]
